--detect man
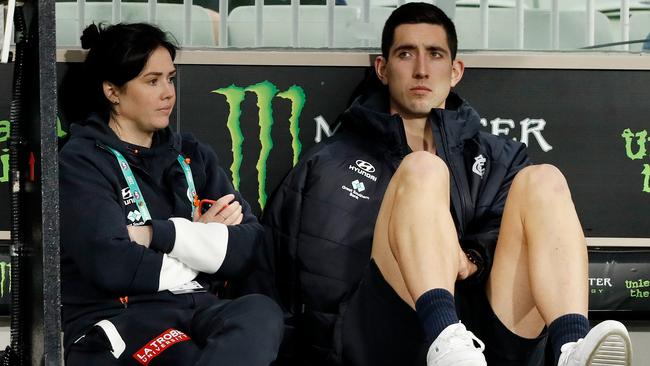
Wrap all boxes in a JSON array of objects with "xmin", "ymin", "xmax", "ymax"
[{"xmin": 257, "ymin": 3, "xmax": 632, "ymax": 366}]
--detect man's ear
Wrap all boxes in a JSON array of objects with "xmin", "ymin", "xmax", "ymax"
[
  {"xmin": 102, "ymin": 81, "xmax": 120, "ymax": 105},
  {"xmin": 374, "ymin": 55, "xmax": 389, "ymax": 86},
  {"xmin": 450, "ymin": 59, "xmax": 465, "ymax": 88}
]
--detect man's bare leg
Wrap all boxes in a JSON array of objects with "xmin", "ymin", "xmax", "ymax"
[
  {"xmin": 371, "ymin": 151, "xmax": 486, "ymax": 365},
  {"xmin": 487, "ymin": 164, "xmax": 587, "ymax": 339},
  {"xmin": 371, "ymin": 151, "xmax": 464, "ymax": 307},
  {"xmin": 369, "ymin": 155, "xmax": 629, "ymax": 365},
  {"xmin": 488, "ymin": 164, "xmax": 631, "ymax": 365}
]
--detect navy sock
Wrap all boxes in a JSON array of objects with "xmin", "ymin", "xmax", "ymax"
[
  {"xmin": 548, "ymin": 313, "xmax": 589, "ymax": 364},
  {"xmin": 415, "ymin": 288, "xmax": 458, "ymax": 344}
]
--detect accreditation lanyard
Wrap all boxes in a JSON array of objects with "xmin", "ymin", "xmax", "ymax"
[{"xmin": 106, "ymin": 147, "xmax": 198, "ymax": 222}]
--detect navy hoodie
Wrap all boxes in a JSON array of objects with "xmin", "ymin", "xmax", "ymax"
[
  {"xmin": 59, "ymin": 113, "xmax": 263, "ymax": 349},
  {"xmin": 251, "ymin": 91, "xmax": 530, "ymax": 364}
]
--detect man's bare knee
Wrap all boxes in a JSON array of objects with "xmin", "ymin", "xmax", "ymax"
[
  {"xmin": 513, "ymin": 164, "xmax": 570, "ymax": 201},
  {"xmin": 396, "ymin": 151, "xmax": 449, "ymax": 187},
  {"xmin": 384, "ymin": 152, "xmax": 459, "ymax": 274}
]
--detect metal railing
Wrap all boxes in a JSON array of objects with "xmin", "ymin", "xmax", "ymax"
[
  {"xmin": 54, "ymin": 0, "xmax": 650, "ymax": 51},
  {"xmin": 76, "ymin": 0, "xmax": 195, "ymax": 44}
]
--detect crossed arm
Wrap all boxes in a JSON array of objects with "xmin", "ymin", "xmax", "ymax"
[{"xmin": 127, "ymin": 193, "xmax": 244, "ymax": 247}]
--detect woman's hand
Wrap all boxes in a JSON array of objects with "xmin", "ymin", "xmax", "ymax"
[
  {"xmin": 127, "ymin": 225, "xmax": 153, "ymax": 248},
  {"xmin": 196, "ymin": 193, "xmax": 243, "ymax": 226}
]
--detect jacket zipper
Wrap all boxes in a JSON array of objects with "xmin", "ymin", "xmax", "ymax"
[
  {"xmin": 435, "ymin": 113, "xmax": 466, "ymax": 234},
  {"xmin": 394, "ymin": 115, "xmax": 412, "ymax": 167}
]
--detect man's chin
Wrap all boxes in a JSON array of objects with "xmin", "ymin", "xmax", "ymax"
[
  {"xmin": 399, "ymin": 112, "xmax": 430, "ymax": 121},
  {"xmin": 406, "ymin": 107, "xmax": 433, "ymax": 118},
  {"xmin": 391, "ymin": 103, "xmax": 434, "ymax": 119}
]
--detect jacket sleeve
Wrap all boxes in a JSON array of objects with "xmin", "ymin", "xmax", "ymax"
[
  {"xmin": 60, "ymin": 148, "xmax": 197, "ymax": 296},
  {"xmin": 461, "ymin": 139, "xmax": 531, "ymax": 284},
  {"xmin": 159, "ymin": 143, "xmax": 264, "ymax": 280},
  {"xmin": 261, "ymin": 160, "xmax": 310, "ymax": 314},
  {"xmin": 231, "ymin": 155, "xmax": 311, "ymax": 317}
]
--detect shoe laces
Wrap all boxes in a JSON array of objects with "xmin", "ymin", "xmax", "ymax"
[
  {"xmin": 435, "ymin": 325, "xmax": 486, "ymax": 354},
  {"xmin": 558, "ymin": 338, "xmax": 584, "ymax": 365}
]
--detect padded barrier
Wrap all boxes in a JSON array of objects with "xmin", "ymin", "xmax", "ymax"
[{"xmin": 588, "ymin": 248, "xmax": 650, "ymax": 315}]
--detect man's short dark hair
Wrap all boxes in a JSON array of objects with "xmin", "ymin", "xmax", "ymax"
[{"xmin": 381, "ymin": 2, "xmax": 458, "ymax": 60}]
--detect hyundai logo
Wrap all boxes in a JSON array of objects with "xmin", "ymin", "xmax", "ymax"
[{"xmin": 355, "ymin": 160, "xmax": 376, "ymax": 173}]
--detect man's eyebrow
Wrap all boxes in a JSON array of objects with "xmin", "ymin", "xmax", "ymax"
[
  {"xmin": 391, "ymin": 44, "xmax": 449, "ymax": 56},
  {"xmin": 426, "ymin": 45, "xmax": 449, "ymax": 55},
  {"xmin": 391, "ymin": 44, "xmax": 417, "ymax": 54}
]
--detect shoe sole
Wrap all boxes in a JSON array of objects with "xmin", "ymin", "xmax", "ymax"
[{"xmin": 587, "ymin": 331, "xmax": 631, "ymax": 366}]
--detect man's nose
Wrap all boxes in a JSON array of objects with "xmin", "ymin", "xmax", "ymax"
[{"xmin": 413, "ymin": 54, "xmax": 429, "ymax": 79}]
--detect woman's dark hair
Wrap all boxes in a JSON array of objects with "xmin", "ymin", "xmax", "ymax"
[
  {"xmin": 81, "ymin": 22, "xmax": 178, "ymax": 117},
  {"xmin": 381, "ymin": 2, "xmax": 458, "ymax": 60}
]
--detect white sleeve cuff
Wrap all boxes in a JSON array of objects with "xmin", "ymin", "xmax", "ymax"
[
  {"xmin": 158, "ymin": 254, "xmax": 198, "ymax": 291},
  {"xmin": 168, "ymin": 217, "xmax": 229, "ymax": 274}
]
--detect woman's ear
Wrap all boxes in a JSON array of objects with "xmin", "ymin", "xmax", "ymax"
[{"xmin": 102, "ymin": 81, "xmax": 120, "ymax": 105}]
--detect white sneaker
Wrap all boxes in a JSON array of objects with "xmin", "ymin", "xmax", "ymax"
[
  {"xmin": 426, "ymin": 322, "xmax": 487, "ymax": 366},
  {"xmin": 557, "ymin": 320, "xmax": 632, "ymax": 366}
]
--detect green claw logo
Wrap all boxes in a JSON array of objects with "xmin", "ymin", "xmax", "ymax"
[
  {"xmin": 0, "ymin": 261, "xmax": 10, "ymax": 298},
  {"xmin": 213, "ymin": 81, "xmax": 306, "ymax": 209}
]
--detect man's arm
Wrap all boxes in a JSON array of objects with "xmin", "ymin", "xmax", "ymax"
[
  {"xmin": 229, "ymin": 154, "xmax": 311, "ymax": 317},
  {"xmin": 462, "ymin": 138, "xmax": 531, "ymax": 283}
]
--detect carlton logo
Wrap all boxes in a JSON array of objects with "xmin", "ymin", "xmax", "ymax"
[
  {"xmin": 472, "ymin": 154, "xmax": 486, "ymax": 178},
  {"xmin": 355, "ymin": 160, "xmax": 376, "ymax": 173}
]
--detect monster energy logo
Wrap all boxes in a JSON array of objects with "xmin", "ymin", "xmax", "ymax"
[
  {"xmin": 213, "ymin": 81, "xmax": 306, "ymax": 209},
  {"xmin": 0, "ymin": 261, "xmax": 10, "ymax": 298}
]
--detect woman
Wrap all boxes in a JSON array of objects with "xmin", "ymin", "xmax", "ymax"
[{"xmin": 60, "ymin": 23, "xmax": 283, "ymax": 365}]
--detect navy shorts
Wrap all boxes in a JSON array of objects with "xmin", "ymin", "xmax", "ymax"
[{"xmin": 339, "ymin": 260, "xmax": 547, "ymax": 366}]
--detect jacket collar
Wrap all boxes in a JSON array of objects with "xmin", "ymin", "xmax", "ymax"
[
  {"xmin": 69, "ymin": 113, "xmax": 182, "ymax": 163},
  {"xmin": 340, "ymin": 88, "xmax": 482, "ymax": 155}
]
